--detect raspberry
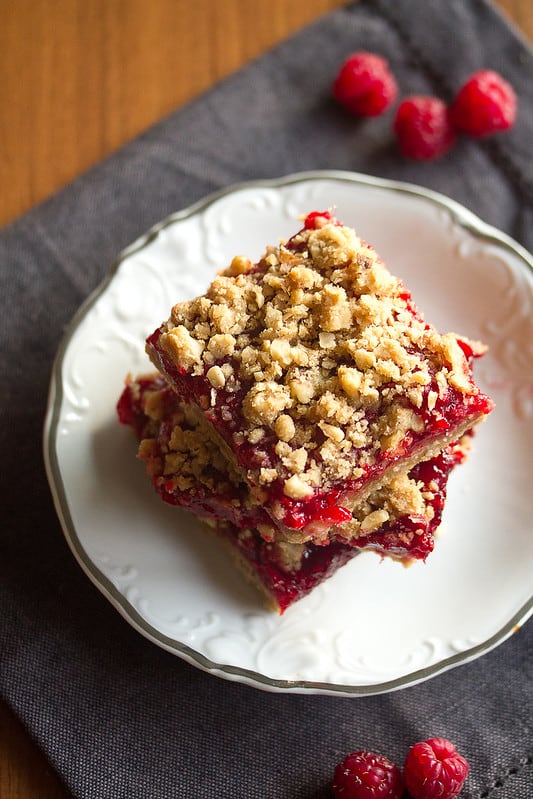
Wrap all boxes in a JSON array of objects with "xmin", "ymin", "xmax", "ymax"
[
  {"xmin": 449, "ymin": 69, "xmax": 517, "ymax": 138},
  {"xmin": 403, "ymin": 737, "xmax": 470, "ymax": 799},
  {"xmin": 332, "ymin": 52, "xmax": 398, "ymax": 116},
  {"xmin": 332, "ymin": 750, "xmax": 404, "ymax": 799},
  {"xmin": 394, "ymin": 96, "xmax": 456, "ymax": 160}
]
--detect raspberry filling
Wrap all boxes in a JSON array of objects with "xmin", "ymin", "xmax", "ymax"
[{"xmin": 216, "ymin": 524, "xmax": 359, "ymax": 614}]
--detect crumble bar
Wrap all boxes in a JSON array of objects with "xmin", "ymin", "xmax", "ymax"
[
  {"xmin": 118, "ymin": 373, "xmax": 468, "ymax": 612},
  {"xmin": 146, "ymin": 211, "xmax": 494, "ymax": 541}
]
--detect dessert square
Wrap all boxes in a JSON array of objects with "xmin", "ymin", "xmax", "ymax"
[
  {"xmin": 146, "ymin": 211, "xmax": 493, "ymax": 542},
  {"xmin": 118, "ymin": 373, "xmax": 468, "ymax": 611}
]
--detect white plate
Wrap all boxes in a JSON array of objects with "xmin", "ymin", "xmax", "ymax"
[{"xmin": 44, "ymin": 171, "xmax": 533, "ymax": 696}]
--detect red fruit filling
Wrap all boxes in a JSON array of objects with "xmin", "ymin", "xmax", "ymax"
[
  {"xmin": 303, "ymin": 210, "xmax": 339, "ymax": 230},
  {"xmin": 217, "ymin": 523, "xmax": 358, "ymax": 614}
]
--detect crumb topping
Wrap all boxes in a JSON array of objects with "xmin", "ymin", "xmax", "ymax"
[
  {"xmin": 154, "ymin": 219, "xmax": 483, "ymax": 499},
  {"xmin": 335, "ymin": 471, "xmax": 432, "ymax": 541},
  {"xmin": 135, "ymin": 381, "xmax": 244, "ymax": 496}
]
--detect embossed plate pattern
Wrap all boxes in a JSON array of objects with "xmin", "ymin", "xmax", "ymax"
[{"xmin": 44, "ymin": 171, "xmax": 533, "ymax": 696}]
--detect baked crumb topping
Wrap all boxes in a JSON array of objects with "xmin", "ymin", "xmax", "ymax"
[
  {"xmin": 132, "ymin": 379, "xmax": 245, "ymax": 496},
  {"xmin": 152, "ymin": 217, "xmax": 488, "ymax": 501},
  {"xmin": 336, "ymin": 472, "xmax": 431, "ymax": 540}
]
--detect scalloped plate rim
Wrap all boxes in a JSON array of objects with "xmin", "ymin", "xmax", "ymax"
[{"xmin": 43, "ymin": 169, "xmax": 533, "ymax": 697}]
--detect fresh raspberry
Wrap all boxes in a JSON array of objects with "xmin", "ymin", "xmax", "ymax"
[
  {"xmin": 403, "ymin": 737, "xmax": 470, "ymax": 799},
  {"xmin": 449, "ymin": 69, "xmax": 517, "ymax": 138},
  {"xmin": 332, "ymin": 52, "xmax": 398, "ymax": 116},
  {"xmin": 332, "ymin": 750, "xmax": 404, "ymax": 799},
  {"xmin": 394, "ymin": 96, "xmax": 456, "ymax": 160}
]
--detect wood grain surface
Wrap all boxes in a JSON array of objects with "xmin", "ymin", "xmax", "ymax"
[{"xmin": 0, "ymin": 1, "xmax": 530, "ymax": 797}]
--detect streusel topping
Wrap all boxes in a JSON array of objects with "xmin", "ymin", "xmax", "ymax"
[
  {"xmin": 156, "ymin": 217, "xmax": 483, "ymax": 500},
  {"xmin": 134, "ymin": 380, "xmax": 244, "ymax": 495}
]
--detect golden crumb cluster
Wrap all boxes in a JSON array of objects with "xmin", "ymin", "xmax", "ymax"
[
  {"xmin": 156, "ymin": 221, "xmax": 479, "ymax": 500},
  {"xmin": 133, "ymin": 380, "xmax": 244, "ymax": 497}
]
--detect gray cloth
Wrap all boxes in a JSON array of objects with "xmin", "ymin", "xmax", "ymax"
[{"xmin": 1, "ymin": 1, "xmax": 532, "ymax": 797}]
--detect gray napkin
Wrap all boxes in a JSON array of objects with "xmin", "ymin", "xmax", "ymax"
[{"xmin": 1, "ymin": 1, "xmax": 532, "ymax": 797}]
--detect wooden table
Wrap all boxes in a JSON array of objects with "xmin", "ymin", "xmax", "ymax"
[{"xmin": 0, "ymin": 2, "xmax": 530, "ymax": 796}]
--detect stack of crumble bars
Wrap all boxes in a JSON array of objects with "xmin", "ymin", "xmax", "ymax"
[{"xmin": 118, "ymin": 212, "xmax": 494, "ymax": 612}]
